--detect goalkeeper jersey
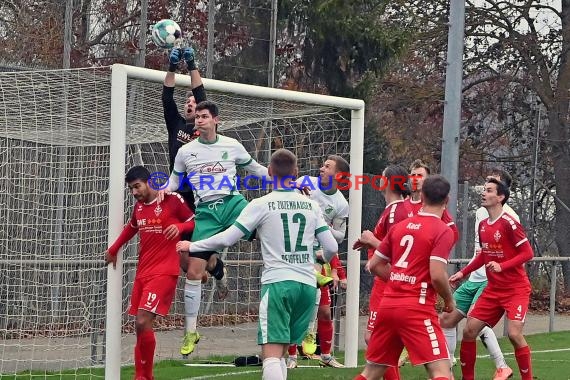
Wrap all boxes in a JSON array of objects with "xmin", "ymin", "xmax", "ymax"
[
  {"xmin": 233, "ymin": 189, "xmax": 330, "ymax": 287},
  {"xmin": 172, "ymin": 135, "xmax": 268, "ymax": 205},
  {"xmin": 162, "ymin": 84, "xmax": 207, "ymax": 172},
  {"xmin": 296, "ymin": 176, "xmax": 349, "ymax": 224}
]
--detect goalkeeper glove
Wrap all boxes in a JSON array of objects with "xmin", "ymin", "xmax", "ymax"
[
  {"xmin": 168, "ymin": 48, "xmax": 182, "ymax": 72},
  {"xmin": 183, "ymin": 47, "xmax": 197, "ymax": 71}
]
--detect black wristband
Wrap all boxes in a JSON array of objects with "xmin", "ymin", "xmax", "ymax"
[{"xmin": 186, "ymin": 60, "xmax": 197, "ymax": 71}]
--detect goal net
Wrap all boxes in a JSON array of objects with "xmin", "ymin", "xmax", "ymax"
[{"xmin": 0, "ymin": 65, "xmax": 364, "ymax": 377}]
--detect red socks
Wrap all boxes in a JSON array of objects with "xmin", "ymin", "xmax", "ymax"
[
  {"xmin": 318, "ymin": 319, "xmax": 333, "ymax": 355},
  {"xmin": 459, "ymin": 339, "xmax": 476, "ymax": 380},
  {"xmin": 287, "ymin": 344, "xmax": 297, "ymax": 356},
  {"xmin": 432, "ymin": 378, "xmax": 450, "ymax": 380},
  {"xmin": 354, "ymin": 375, "xmax": 367, "ymax": 380},
  {"xmin": 135, "ymin": 329, "xmax": 156, "ymax": 379},
  {"xmin": 383, "ymin": 366, "xmax": 401, "ymax": 380},
  {"xmin": 515, "ymin": 345, "xmax": 532, "ymax": 380}
]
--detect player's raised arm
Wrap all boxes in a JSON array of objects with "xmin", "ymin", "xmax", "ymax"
[{"xmin": 163, "ymin": 48, "xmax": 183, "ymax": 122}]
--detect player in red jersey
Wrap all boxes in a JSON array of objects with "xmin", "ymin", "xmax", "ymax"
[
  {"xmin": 450, "ymin": 178, "xmax": 534, "ymax": 380},
  {"xmin": 356, "ymin": 165, "xmax": 411, "ymax": 380},
  {"xmin": 105, "ymin": 166, "xmax": 195, "ymax": 380},
  {"xmin": 403, "ymin": 159, "xmax": 428, "ymax": 216},
  {"xmin": 353, "ymin": 175, "xmax": 456, "ymax": 380},
  {"xmin": 405, "ymin": 159, "xmax": 459, "ymax": 243}
]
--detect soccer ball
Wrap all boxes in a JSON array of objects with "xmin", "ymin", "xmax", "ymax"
[{"xmin": 151, "ymin": 19, "xmax": 182, "ymax": 49}]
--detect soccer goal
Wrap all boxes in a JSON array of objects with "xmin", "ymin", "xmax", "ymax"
[{"xmin": 0, "ymin": 64, "xmax": 364, "ymax": 378}]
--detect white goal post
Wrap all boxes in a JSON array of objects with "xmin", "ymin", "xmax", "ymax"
[{"xmin": 106, "ymin": 64, "xmax": 365, "ymax": 376}]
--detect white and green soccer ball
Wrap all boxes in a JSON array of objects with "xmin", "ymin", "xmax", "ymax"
[{"xmin": 151, "ymin": 19, "xmax": 182, "ymax": 49}]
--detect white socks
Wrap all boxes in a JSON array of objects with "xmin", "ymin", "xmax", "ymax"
[
  {"xmin": 306, "ymin": 288, "xmax": 321, "ymax": 333},
  {"xmin": 443, "ymin": 327, "xmax": 457, "ymax": 367},
  {"xmin": 280, "ymin": 357, "xmax": 287, "ymax": 379},
  {"xmin": 480, "ymin": 326, "xmax": 508, "ymax": 368},
  {"xmin": 184, "ymin": 279, "xmax": 202, "ymax": 333},
  {"xmin": 262, "ymin": 357, "xmax": 284, "ymax": 380}
]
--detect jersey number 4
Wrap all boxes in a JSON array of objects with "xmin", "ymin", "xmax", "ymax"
[
  {"xmin": 280, "ymin": 213, "xmax": 308, "ymax": 252},
  {"xmin": 394, "ymin": 235, "xmax": 414, "ymax": 268}
]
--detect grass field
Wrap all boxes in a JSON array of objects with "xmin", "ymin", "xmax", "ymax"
[{"xmin": 2, "ymin": 331, "xmax": 570, "ymax": 379}]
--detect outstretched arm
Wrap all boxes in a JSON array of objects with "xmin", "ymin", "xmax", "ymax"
[
  {"xmin": 105, "ymin": 223, "xmax": 138, "ymax": 268},
  {"xmin": 241, "ymin": 159, "xmax": 269, "ymax": 178},
  {"xmin": 178, "ymin": 225, "xmax": 245, "ymax": 253}
]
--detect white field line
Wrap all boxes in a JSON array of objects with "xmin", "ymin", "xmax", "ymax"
[
  {"xmin": 181, "ymin": 364, "xmax": 321, "ymax": 379},
  {"xmin": 182, "ymin": 349, "xmax": 570, "ymax": 379},
  {"xmin": 475, "ymin": 346, "xmax": 570, "ymax": 359}
]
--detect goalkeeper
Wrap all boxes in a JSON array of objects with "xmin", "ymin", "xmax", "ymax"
[
  {"xmin": 176, "ymin": 148, "xmax": 339, "ymax": 380},
  {"xmin": 162, "ymin": 48, "xmax": 226, "ymax": 290}
]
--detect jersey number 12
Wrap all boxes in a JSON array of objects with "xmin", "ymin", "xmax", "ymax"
[{"xmin": 280, "ymin": 213, "xmax": 308, "ymax": 252}]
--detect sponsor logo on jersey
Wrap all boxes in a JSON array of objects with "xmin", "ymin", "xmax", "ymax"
[
  {"xmin": 389, "ymin": 272, "xmax": 417, "ymax": 285},
  {"xmin": 406, "ymin": 222, "xmax": 422, "ymax": 230},
  {"xmin": 197, "ymin": 162, "xmax": 226, "ymax": 174},
  {"xmin": 177, "ymin": 130, "xmax": 197, "ymax": 143},
  {"xmin": 221, "ymin": 151, "xmax": 229, "ymax": 159}
]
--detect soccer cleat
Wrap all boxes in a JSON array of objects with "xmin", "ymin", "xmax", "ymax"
[
  {"xmin": 286, "ymin": 357, "xmax": 298, "ymax": 369},
  {"xmin": 315, "ymin": 271, "xmax": 333, "ymax": 288},
  {"xmin": 319, "ymin": 356, "xmax": 345, "ymax": 368},
  {"xmin": 493, "ymin": 366, "xmax": 513, "ymax": 380},
  {"xmin": 180, "ymin": 331, "xmax": 200, "ymax": 356},
  {"xmin": 301, "ymin": 332, "xmax": 318, "ymax": 355}
]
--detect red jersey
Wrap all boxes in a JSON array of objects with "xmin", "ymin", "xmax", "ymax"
[
  {"xmin": 129, "ymin": 193, "xmax": 193, "ymax": 278},
  {"xmin": 403, "ymin": 197, "xmax": 422, "ymax": 217},
  {"xmin": 376, "ymin": 212, "xmax": 455, "ymax": 309},
  {"xmin": 477, "ymin": 211, "xmax": 532, "ymax": 291},
  {"xmin": 368, "ymin": 200, "xmax": 411, "ymax": 259},
  {"xmin": 405, "ymin": 198, "xmax": 459, "ymax": 244},
  {"xmin": 441, "ymin": 209, "xmax": 460, "ymax": 244}
]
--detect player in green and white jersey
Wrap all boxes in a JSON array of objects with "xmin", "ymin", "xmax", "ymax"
[
  {"xmin": 291, "ymin": 156, "xmax": 350, "ymax": 367},
  {"xmin": 165, "ymin": 100, "xmax": 268, "ymax": 356},
  {"xmin": 177, "ymin": 148, "xmax": 338, "ymax": 380}
]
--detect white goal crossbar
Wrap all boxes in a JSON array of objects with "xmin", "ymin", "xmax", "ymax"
[{"xmin": 106, "ymin": 64, "xmax": 365, "ymax": 377}]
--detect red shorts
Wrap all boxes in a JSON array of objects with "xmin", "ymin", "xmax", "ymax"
[
  {"xmin": 469, "ymin": 288, "xmax": 530, "ymax": 327},
  {"xmin": 319, "ymin": 285, "xmax": 331, "ymax": 306},
  {"xmin": 367, "ymin": 278, "xmax": 386, "ymax": 331},
  {"xmin": 129, "ymin": 274, "xmax": 178, "ymax": 317},
  {"xmin": 366, "ymin": 307, "xmax": 449, "ymax": 366}
]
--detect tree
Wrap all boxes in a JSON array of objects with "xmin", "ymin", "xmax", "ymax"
[
  {"xmin": 277, "ymin": 0, "xmax": 410, "ymax": 97},
  {"xmin": 386, "ymin": 0, "xmax": 570, "ymax": 289}
]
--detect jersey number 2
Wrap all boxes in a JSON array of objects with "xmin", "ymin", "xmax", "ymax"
[
  {"xmin": 394, "ymin": 235, "xmax": 414, "ymax": 268},
  {"xmin": 281, "ymin": 213, "xmax": 308, "ymax": 252}
]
